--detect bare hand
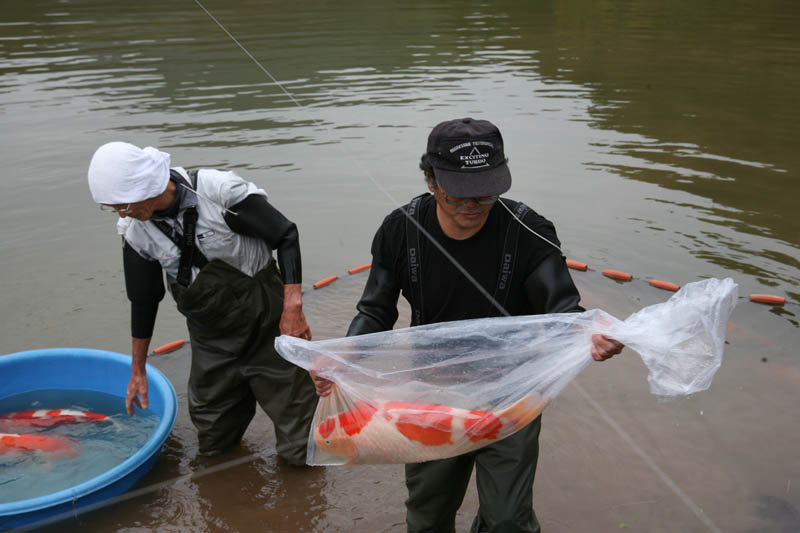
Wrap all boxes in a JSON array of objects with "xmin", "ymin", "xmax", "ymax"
[
  {"xmin": 281, "ymin": 283, "xmax": 312, "ymax": 340},
  {"xmin": 126, "ymin": 370, "xmax": 149, "ymax": 415},
  {"xmin": 280, "ymin": 306, "xmax": 312, "ymax": 340},
  {"xmin": 591, "ymin": 334, "xmax": 624, "ymax": 361},
  {"xmin": 310, "ymin": 371, "xmax": 334, "ymax": 397}
]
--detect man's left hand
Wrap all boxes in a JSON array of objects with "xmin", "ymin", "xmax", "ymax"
[
  {"xmin": 591, "ymin": 334, "xmax": 624, "ymax": 361},
  {"xmin": 280, "ymin": 283, "xmax": 312, "ymax": 340}
]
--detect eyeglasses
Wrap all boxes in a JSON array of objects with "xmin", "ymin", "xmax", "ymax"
[
  {"xmin": 440, "ymin": 190, "xmax": 498, "ymax": 206},
  {"xmin": 99, "ymin": 203, "xmax": 132, "ymax": 214}
]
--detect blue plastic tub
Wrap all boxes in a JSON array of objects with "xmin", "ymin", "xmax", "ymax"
[{"xmin": 0, "ymin": 348, "xmax": 177, "ymax": 530}]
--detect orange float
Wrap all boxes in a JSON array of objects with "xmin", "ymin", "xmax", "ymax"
[
  {"xmin": 565, "ymin": 259, "xmax": 588, "ymax": 271},
  {"xmin": 348, "ymin": 264, "xmax": 371, "ymax": 275},
  {"xmin": 313, "ymin": 275, "xmax": 339, "ymax": 289},
  {"xmin": 649, "ymin": 280, "xmax": 680, "ymax": 292},
  {"xmin": 153, "ymin": 339, "xmax": 186, "ymax": 355},
  {"xmin": 749, "ymin": 294, "xmax": 786, "ymax": 306},
  {"xmin": 602, "ymin": 269, "xmax": 633, "ymax": 282}
]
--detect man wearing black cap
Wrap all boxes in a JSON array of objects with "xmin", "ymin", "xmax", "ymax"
[{"xmin": 312, "ymin": 118, "xmax": 622, "ymax": 532}]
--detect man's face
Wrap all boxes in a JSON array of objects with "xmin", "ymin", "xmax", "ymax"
[
  {"xmin": 104, "ymin": 197, "xmax": 159, "ymax": 221},
  {"xmin": 428, "ymin": 180, "xmax": 495, "ymax": 238}
]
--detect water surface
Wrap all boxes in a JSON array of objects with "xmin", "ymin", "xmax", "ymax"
[{"xmin": 1, "ymin": 0, "xmax": 798, "ymax": 531}]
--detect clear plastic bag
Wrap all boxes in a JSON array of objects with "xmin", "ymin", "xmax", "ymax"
[{"xmin": 275, "ymin": 277, "xmax": 738, "ymax": 465}]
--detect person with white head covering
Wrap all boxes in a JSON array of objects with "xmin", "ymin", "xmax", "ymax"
[{"xmin": 88, "ymin": 141, "xmax": 317, "ymax": 463}]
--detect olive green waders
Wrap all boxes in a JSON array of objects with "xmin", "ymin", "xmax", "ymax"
[
  {"xmin": 405, "ymin": 415, "xmax": 542, "ymax": 533},
  {"xmin": 170, "ymin": 259, "xmax": 316, "ymax": 464}
]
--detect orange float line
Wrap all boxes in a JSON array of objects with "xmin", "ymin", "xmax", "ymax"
[
  {"xmin": 565, "ymin": 259, "xmax": 588, "ymax": 271},
  {"xmin": 313, "ymin": 275, "xmax": 339, "ymax": 289},
  {"xmin": 153, "ymin": 339, "xmax": 186, "ymax": 355},
  {"xmin": 602, "ymin": 269, "xmax": 633, "ymax": 282},
  {"xmin": 649, "ymin": 279, "xmax": 680, "ymax": 292},
  {"xmin": 348, "ymin": 264, "xmax": 371, "ymax": 275},
  {"xmin": 749, "ymin": 294, "xmax": 786, "ymax": 306}
]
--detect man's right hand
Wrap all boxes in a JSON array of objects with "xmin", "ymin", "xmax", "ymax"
[
  {"xmin": 309, "ymin": 371, "xmax": 333, "ymax": 397},
  {"xmin": 128, "ymin": 337, "xmax": 152, "ymax": 415},
  {"xmin": 126, "ymin": 369, "xmax": 149, "ymax": 415}
]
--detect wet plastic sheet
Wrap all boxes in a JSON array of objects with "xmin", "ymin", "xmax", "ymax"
[{"xmin": 275, "ymin": 278, "xmax": 738, "ymax": 465}]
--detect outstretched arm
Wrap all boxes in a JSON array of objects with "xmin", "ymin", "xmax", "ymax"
[
  {"xmin": 523, "ymin": 253, "xmax": 584, "ymax": 314},
  {"xmin": 347, "ymin": 262, "xmax": 401, "ymax": 336},
  {"xmin": 524, "ymin": 253, "xmax": 623, "ymax": 361},
  {"xmin": 310, "ymin": 262, "xmax": 402, "ymax": 397},
  {"xmin": 123, "ymin": 241, "xmax": 164, "ymax": 415}
]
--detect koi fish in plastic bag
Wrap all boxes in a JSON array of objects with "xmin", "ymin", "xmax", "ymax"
[
  {"xmin": 276, "ymin": 277, "xmax": 738, "ymax": 465},
  {"xmin": 313, "ymin": 392, "xmax": 546, "ymax": 464}
]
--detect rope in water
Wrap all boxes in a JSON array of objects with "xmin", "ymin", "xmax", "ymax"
[
  {"xmin": 154, "ymin": 257, "xmax": 795, "ymax": 355},
  {"xmin": 308, "ymin": 260, "xmax": 794, "ymax": 309}
]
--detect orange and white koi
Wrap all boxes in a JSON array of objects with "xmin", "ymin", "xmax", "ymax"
[
  {"xmin": 313, "ymin": 392, "xmax": 547, "ymax": 464},
  {"xmin": 0, "ymin": 409, "xmax": 110, "ymax": 427},
  {"xmin": 0, "ymin": 432, "xmax": 80, "ymax": 458}
]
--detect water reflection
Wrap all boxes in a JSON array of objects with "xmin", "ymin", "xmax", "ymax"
[
  {"xmin": 190, "ymin": 447, "xmax": 329, "ymax": 531},
  {"xmin": 533, "ymin": 0, "xmax": 800, "ymax": 252}
]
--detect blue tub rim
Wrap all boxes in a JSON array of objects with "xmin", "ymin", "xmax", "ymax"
[{"xmin": 0, "ymin": 348, "xmax": 177, "ymax": 516}]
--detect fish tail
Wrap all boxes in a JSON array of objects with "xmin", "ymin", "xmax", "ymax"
[{"xmin": 497, "ymin": 392, "xmax": 548, "ymax": 429}]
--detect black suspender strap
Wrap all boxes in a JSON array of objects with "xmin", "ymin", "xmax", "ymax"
[
  {"xmin": 488, "ymin": 201, "xmax": 531, "ymax": 316},
  {"xmin": 403, "ymin": 195, "xmax": 528, "ymax": 321},
  {"xmin": 404, "ymin": 194, "xmax": 426, "ymax": 326},
  {"xmin": 151, "ymin": 170, "xmax": 209, "ymax": 287},
  {"xmin": 176, "ymin": 207, "xmax": 201, "ymax": 287}
]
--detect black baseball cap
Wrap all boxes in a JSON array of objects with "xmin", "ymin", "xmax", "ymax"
[{"xmin": 425, "ymin": 117, "xmax": 511, "ymax": 198}]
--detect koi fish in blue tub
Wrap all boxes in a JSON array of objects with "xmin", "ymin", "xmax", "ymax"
[
  {"xmin": 0, "ymin": 432, "xmax": 79, "ymax": 458},
  {"xmin": 0, "ymin": 409, "xmax": 111, "ymax": 427},
  {"xmin": 0, "ymin": 389, "xmax": 159, "ymax": 503}
]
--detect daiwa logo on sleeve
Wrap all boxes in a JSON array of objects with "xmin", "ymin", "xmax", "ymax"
[{"xmin": 449, "ymin": 141, "xmax": 495, "ymax": 170}]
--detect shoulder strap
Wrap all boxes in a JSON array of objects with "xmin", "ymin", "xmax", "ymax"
[
  {"xmin": 404, "ymin": 194, "xmax": 427, "ymax": 326},
  {"xmin": 151, "ymin": 170, "xmax": 209, "ymax": 286},
  {"xmin": 488, "ymin": 201, "xmax": 531, "ymax": 316}
]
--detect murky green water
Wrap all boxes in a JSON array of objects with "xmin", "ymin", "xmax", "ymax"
[{"xmin": 1, "ymin": 0, "xmax": 798, "ymax": 531}]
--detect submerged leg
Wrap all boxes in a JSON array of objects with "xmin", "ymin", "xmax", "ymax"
[
  {"xmin": 187, "ymin": 338, "xmax": 256, "ymax": 456},
  {"xmin": 248, "ymin": 358, "xmax": 317, "ymax": 466}
]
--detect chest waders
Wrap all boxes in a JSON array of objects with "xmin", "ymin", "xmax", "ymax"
[
  {"xmin": 153, "ymin": 172, "xmax": 316, "ymax": 463},
  {"xmin": 403, "ymin": 196, "xmax": 542, "ymax": 533}
]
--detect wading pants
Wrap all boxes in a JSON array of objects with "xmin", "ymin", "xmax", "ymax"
[
  {"xmin": 405, "ymin": 415, "xmax": 542, "ymax": 533},
  {"xmin": 171, "ymin": 259, "xmax": 317, "ymax": 463}
]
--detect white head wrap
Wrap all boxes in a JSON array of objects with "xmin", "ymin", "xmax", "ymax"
[{"xmin": 87, "ymin": 142, "xmax": 171, "ymax": 204}]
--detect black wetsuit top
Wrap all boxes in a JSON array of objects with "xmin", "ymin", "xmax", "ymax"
[
  {"xmin": 124, "ymin": 171, "xmax": 302, "ymax": 338},
  {"xmin": 348, "ymin": 194, "xmax": 582, "ymax": 335}
]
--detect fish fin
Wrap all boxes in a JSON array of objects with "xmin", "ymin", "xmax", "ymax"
[
  {"xmin": 383, "ymin": 402, "xmax": 455, "ymax": 446},
  {"xmin": 464, "ymin": 411, "xmax": 502, "ymax": 442},
  {"xmin": 395, "ymin": 421, "xmax": 453, "ymax": 446},
  {"xmin": 339, "ymin": 402, "xmax": 378, "ymax": 436}
]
